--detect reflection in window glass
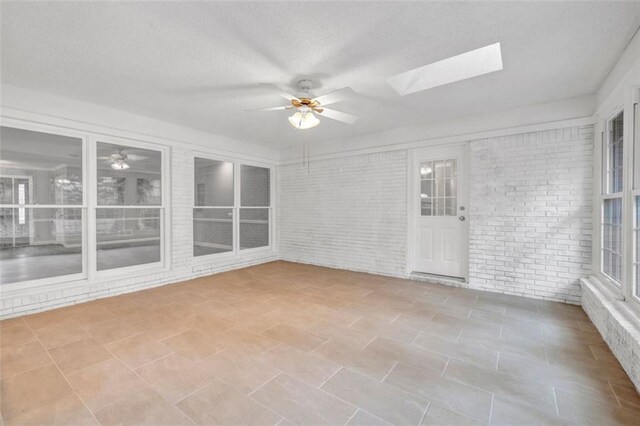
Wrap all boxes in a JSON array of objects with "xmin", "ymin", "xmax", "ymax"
[
  {"xmin": 0, "ymin": 126, "xmax": 85, "ymax": 285},
  {"xmin": 240, "ymin": 208, "xmax": 269, "ymax": 250},
  {"xmin": 0, "ymin": 208, "xmax": 83, "ymax": 284},
  {"xmin": 605, "ymin": 112, "xmax": 624, "ymax": 194},
  {"xmin": 97, "ymin": 142, "xmax": 161, "ymax": 206},
  {"xmin": 241, "ymin": 165, "xmax": 270, "ymax": 207},
  {"xmin": 96, "ymin": 208, "xmax": 161, "ymax": 270},
  {"xmin": 194, "ymin": 158, "xmax": 234, "ymax": 207},
  {"xmin": 193, "ymin": 208, "xmax": 233, "ymax": 256}
]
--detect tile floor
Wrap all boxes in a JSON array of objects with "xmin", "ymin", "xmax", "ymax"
[{"xmin": 1, "ymin": 261, "xmax": 640, "ymax": 425}]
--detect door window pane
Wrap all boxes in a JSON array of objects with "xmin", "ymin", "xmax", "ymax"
[
  {"xmin": 421, "ymin": 159, "xmax": 457, "ymax": 217},
  {"xmin": 194, "ymin": 158, "xmax": 234, "ymax": 206},
  {"xmin": 193, "ymin": 208, "xmax": 233, "ymax": 256},
  {"xmin": 240, "ymin": 208, "xmax": 269, "ymax": 249},
  {"xmin": 0, "ymin": 126, "xmax": 83, "ymax": 205},
  {"xmin": 0, "ymin": 208, "xmax": 83, "ymax": 284},
  {"xmin": 97, "ymin": 142, "xmax": 162, "ymax": 206},
  {"xmin": 96, "ymin": 208, "xmax": 161, "ymax": 270},
  {"xmin": 241, "ymin": 165, "xmax": 270, "ymax": 206}
]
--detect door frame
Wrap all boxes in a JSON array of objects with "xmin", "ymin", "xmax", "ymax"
[{"xmin": 407, "ymin": 142, "xmax": 470, "ymax": 280}]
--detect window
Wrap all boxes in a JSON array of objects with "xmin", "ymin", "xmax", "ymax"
[
  {"xmin": 601, "ymin": 112, "xmax": 624, "ymax": 285},
  {"xmin": 420, "ymin": 160, "xmax": 457, "ymax": 216},
  {"xmin": 240, "ymin": 164, "xmax": 270, "ymax": 250},
  {"xmin": 0, "ymin": 126, "xmax": 85, "ymax": 285},
  {"xmin": 635, "ymin": 100, "xmax": 640, "ymax": 298},
  {"xmin": 193, "ymin": 158, "xmax": 234, "ymax": 256},
  {"xmin": 193, "ymin": 158, "xmax": 271, "ymax": 257},
  {"xmin": 96, "ymin": 141, "xmax": 163, "ymax": 271}
]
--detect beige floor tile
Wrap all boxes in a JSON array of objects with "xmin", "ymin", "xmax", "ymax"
[
  {"xmin": 0, "ymin": 324, "xmax": 36, "ymax": 349},
  {"xmin": 490, "ymin": 396, "xmax": 568, "ymax": 426},
  {"xmin": 95, "ymin": 388, "xmax": 193, "ymax": 425},
  {"xmin": 0, "ymin": 364, "xmax": 74, "ymax": 422},
  {"xmin": 413, "ymin": 331, "xmax": 498, "ymax": 369},
  {"xmin": 307, "ymin": 320, "xmax": 375, "ymax": 349},
  {"xmin": 48, "ymin": 337, "xmax": 112, "ymax": 374},
  {"xmin": 313, "ymin": 340, "xmax": 396, "ymax": 380},
  {"xmin": 385, "ymin": 363, "xmax": 493, "ymax": 423},
  {"xmin": 262, "ymin": 324, "xmax": 326, "ymax": 352},
  {"xmin": 176, "ymin": 380, "xmax": 281, "ymax": 425},
  {"xmin": 32, "ymin": 319, "xmax": 90, "ymax": 349},
  {"xmin": 444, "ymin": 358, "xmax": 557, "ymax": 412},
  {"xmin": 71, "ymin": 306, "xmax": 118, "ymax": 326},
  {"xmin": 349, "ymin": 316, "xmax": 420, "ymax": 344},
  {"xmin": 257, "ymin": 344, "xmax": 341, "ymax": 387},
  {"xmin": 105, "ymin": 333, "xmax": 173, "ymax": 369},
  {"xmin": 366, "ymin": 337, "xmax": 450, "ymax": 376},
  {"xmin": 135, "ymin": 354, "xmax": 211, "ymax": 402},
  {"xmin": 0, "ymin": 341, "xmax": 51, "ymax": 379},
  {"xmin": 321, "ymin": 368, "xmax": 428, "ymax": 425},
  {"xmin": 198, "ymin": 349, "xmax": 280, "ymax": 394},
  {"xmin": 84, "ymin": 317, "xmax": 144, "ymax": 344},
  {"xmin": 4, "ymin": 394, "xmax": 97, "ymax": 426},
  {"xmin": 181, "ymin": 313, "xmax": 235, "ymax": 339},
  {"xmin": 346, "ymin": 409, "xmax": 393, "ymax": 426},
  {"xmin": 422, "ymin": 402, "xmax": 483, "ymax": 425},
  {"xmin": 556, "ymin": 388, "xmax": 640, "ymax": 426},
  {"xmin": 210, "ymin": 328, "xmax": 280, "ymax": 357},
  {"xmin": 21, "ymin": 309, "xmax": 71, "ymax": 330},
  {"xmin": 161, "ymin": 329, "xmax": 223, "ymax": 361},
  {"xmin": 252, "ymin": 373, "xmax": 357, "ymax": 425},
  {"xmin": 66, "ymin": 358, "xmax": 147, "ymax": 412}
]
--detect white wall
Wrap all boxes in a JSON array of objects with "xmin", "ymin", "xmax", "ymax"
[{"xmin": 279, "ymin": 123, "xmax": 594, "ymax": 304}]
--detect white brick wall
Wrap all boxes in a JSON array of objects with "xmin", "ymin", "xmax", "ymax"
[
  {"xmin": 0, "ymin": 145, "xmax": 277, "ymax": 319},
  {"xmin": 581, "ymin": 278, "xmax": 640, "ymax": 390},
  {"xmin": 278, "ymin": 151, "xmax": 407, "ymax": 277},
  {"xmin": 278, "ymin": 125, "xmax": 594, "ymax": 304},
  {"xmin": 469, "ymin": 126, "xmax": 594, "ymax": 303}
]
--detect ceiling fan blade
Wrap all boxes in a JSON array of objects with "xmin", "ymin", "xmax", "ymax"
[
  {"xmin": 248, "ymin": 105, "xmax": 293, "ymax": 112},
  {"xmin": 260, "ymin": 83, "xmax": 299, "ymax": 102},
  {"xmin": 126, "ymin": 154, "xmax": 149, "ymax": 161},
  {"xmin": 312, "ymin": 87, "xmax": 356, "ymax": 107},
  {"xmin": 316, "ymin": 108, "xmax": 359, "ymax": 125}
]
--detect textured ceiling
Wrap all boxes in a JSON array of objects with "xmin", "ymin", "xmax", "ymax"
[{"xmin": 2, "ymin": 1, "xmax": 639, "ymax": 149}]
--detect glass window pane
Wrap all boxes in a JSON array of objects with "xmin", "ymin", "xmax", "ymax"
[
  {"xmin": 194, "ymin": 158, "xmax": 234, "ymax": 207},
  {"xmin": 97, "ymin": 142, "xmax": 162, "ymax": 206},
  {"xmin": 636, "ymin": 196, "xmax": 640, "ymax": 297},
  {"xmin": 193, "ymin": 208, "xmax": 233, "ymax": 256},
  {"xmin": 241, "ymin": 165, "xmax": 270, "ymax": 207},
  {"xmin": 240, "ymin": 208, "xmax": 269, "ymax": 249},
  {"xmin": 602, "ymin": 198, "xmax": 623, "ymax": 284},
  {"xmin": 606, "ymin": 112, "xmax": 623, "ymax": 194},
  {"xmin": 0, "ymin": 208, "xmax": 83, "ymax": 284},
  {"xmin": 96, "ymin": 208, "xmax": 161, "ymax": 270},
  {"xmin": 420, "ymin": 162, "xmax": 433, "ymax": 179},
  {"xmin": 0, "ymin": 126, "xmax": 83, "ymax": 205}
]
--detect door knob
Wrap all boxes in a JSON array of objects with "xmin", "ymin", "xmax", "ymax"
[{"xmin": 458, "ymin": 215, "xmax": 466, "ymax": 221}]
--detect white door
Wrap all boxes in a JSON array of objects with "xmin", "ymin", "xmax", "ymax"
[{"xmin": 410, "ymin": 145, "xmax": 468, "ymax": 278}]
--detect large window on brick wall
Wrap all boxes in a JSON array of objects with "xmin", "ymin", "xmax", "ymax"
[
  {"xmin": 598, "ymin": 90, "xmax": 640, "ymax": 308},
  {"xmin": 95, "ymin": 141, "xmax": 164, "ymax": 271},
  {"xmin": 193, "ymin": 158, "xmax": 271, "ymax": 257},
  {"xmin": 601, "ymin": 111, "xmax": 624, "ymax": 285},
  {"xmin": 0, "ymin": 126, "xmax": 86, "ymax": 285}
]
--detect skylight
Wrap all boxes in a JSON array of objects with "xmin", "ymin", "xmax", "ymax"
[{"xmin": 387, "ymin": 42, "xmax": 503, "ymax": 96}]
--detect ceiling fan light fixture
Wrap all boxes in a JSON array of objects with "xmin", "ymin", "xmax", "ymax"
[
  {"xmin": 288, "ymin": 110, "xmax": 320, "ymax": 130},
  {"xmin": 110, "ymin": 161, "xmax": 130, "ymax": 170}
]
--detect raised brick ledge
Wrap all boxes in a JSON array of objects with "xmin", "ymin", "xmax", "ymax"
[{"xmin": 581, "ymin": 276, "xmax": 640, "ymax": 392}]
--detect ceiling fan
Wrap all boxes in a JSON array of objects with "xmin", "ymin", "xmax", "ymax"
[
  {"xmin": 98, "ymin": 149, "xmax": 148, "ymax": 170},
  {"xmin": 254, "ymin": 80, "xmax": 359, "ymax": 129}
]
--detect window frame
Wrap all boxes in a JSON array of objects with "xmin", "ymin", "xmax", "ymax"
[
  {"xmin": 192, "ymin": 153, "xmax": 274, "ymax": 262},
  {"xmin": 90, "ymin": 135, "xmax": 171, "ymax": 281},
  {"xmin": 0, "ymin": 119, "xmax": 89, "ymax": 292},
  {"xmin": 594, "ymin": 86, "xmax": 640, "ymax": 315}
]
